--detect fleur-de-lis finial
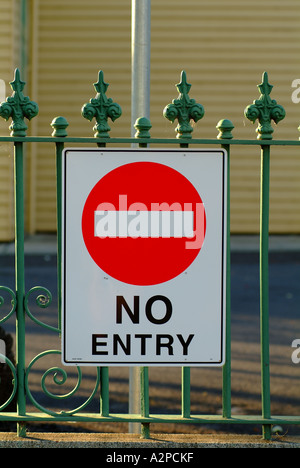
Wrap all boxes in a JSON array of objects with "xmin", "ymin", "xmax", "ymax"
[
  {"xmin": 257, "ymin": 72, "xmax": 273, "ymax": 97},
  {"xmin": 81, "ymin": 70, "xmax": 122, "ymax": 138},
  {"xmin": 244, "ymin": 72, "xmax": 285, "ymax": 140},
  {"xmin": 163, "ymin": 71, "xmax": 205, "ymax": 139},
  {"xmin": 94, "ymin": 71, "xmax": 109, "ymax": 96},
  {"xmin": 0, "ymin": 68, "xmax": 38, "ymax": 136}
]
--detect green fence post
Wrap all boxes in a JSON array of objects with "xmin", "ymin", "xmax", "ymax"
[
  {"xmin": 217, "ymin": 119, "xmax": 234, "ymax": 419},
  {"xmin": 51, "ymin": 116, "xmax": 69, "ymax": 332},
  {"xmin": 14, "ymin": 140, "xmax": 26, "ymax": 437},
  {"xmin": 181, "ymin": 367, "xmax": 191, "ymax": 419},
  {"xmin": 245, "ymin": 72, "xmax": 285, "ymax": 439},
  {"xmin": 81, "ymin": 70, "xmax": 122, "ymax": 416},
  {"xmin": 140, "ymin": 366, "xmax": 150, "ymax": 439},
  {"xmin": 0, "ymin": 68, "xmax": 38, "ymax": 436},
  {"xmin": 81, "ymin": 71, "xmax": 123, "ymax": 416},
  {"xmin": 163, "ymin": 71, "xmax": 206, "ymax": 420},
  {"xmin": 260, "ymin": 144, "xmax": 272, "ymax": 440}
]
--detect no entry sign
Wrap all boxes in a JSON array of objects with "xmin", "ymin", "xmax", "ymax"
[
  {"xmin": 82, "ymin": 161, "xmax": 205, "ymax": 285},
  {"xmin": 62, "ymin": 149, "xmax": 227, "ymax": 366}
]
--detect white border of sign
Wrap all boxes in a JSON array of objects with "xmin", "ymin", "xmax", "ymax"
[{"xmin": 61, "ymin": 148, "xmax": 227, "ymax": 367}]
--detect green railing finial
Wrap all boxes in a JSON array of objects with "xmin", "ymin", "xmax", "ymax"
[
  {"xmin": 51, "ymin": 116, "xmax": 69, "ymax": 137},
  {"xmin": 0, "ymin": 68, "xmax": 38, "ymax": 136},
  {"xmin": 244, "ymin": 72, "xmax": 285, "ymax": 140},
  {"xmin": 216, "ymin": 119, "xmax": 234, "ymax": 140},
  {"xmin": 163, "ymin": 70, "xmax": 205, "ymax": 139},
  {"xmin": 134, "ymin": 117, "xmax": 152, "ymax": 139},
  {"xmin": 81, "ymin": 70, "xmax": 122, "ymax": 138}
]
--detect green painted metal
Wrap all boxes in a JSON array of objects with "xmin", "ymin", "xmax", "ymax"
[
  {"xmin": 217, "ymin": 119, "xmax": 234, "ymax": 420},
  {"xmin": 1, "ymin": 135, "xmax": 300, "ymax": 146},
  {"xmin": 181, "ymin": 367, "xmax": 191, "ymax": 418},
  {"xmin": 244, "ymin": 72, "xmax": 285, "ymax": 140},
  {"xmin": 14, "ymin": 141, "xmax": 26, "ymax": 437},
  {"xmin": 134, "ymin": 116, "xmax": 152, "ymax": 140},
  {"xmin": 260, "ymin": 146, "xmax": 271, "ymax": 438},
  {"xmin": 100, "ymin": 367, "xmax": 109, "ymax": 417},
  {"xmin": 163, "ymin": 70, "xmax": 204, "ymax": 139},
  {"xmin": 259, "ymin": 145, "xmax": 272, "ymax": 440},
  {"xmin": 0, "ymin": 68, "xmax": 297, "ymax": 441},
  {"xmin": 0, "ymin": 66, "xmax": 39, "ymax": 436},
  {"xmin": 51, "ymin": 116, "xmax": 69, "ymax": 332},
  {"xmin": 81, "ymin": 70, "xmax": 122, "ymax": 138},
  {"xmin": 0, "ymin": 69, "xmax": 38, "ymax": 137},
  {"xmin": 140, "ymin": 367, "xmax": 150, "ymax": 439},
  {"xmin": 245, "ymin": 75, "xmax": 285, "ymax": 440}
]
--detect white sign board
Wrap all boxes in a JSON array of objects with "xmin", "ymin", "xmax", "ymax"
[{"xmin": 61, "ymin": 148, "xmax": 227, "ymax": 366}]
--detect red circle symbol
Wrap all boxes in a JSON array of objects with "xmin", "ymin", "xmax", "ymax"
[{"xmin": 82, "ymin": 162, "xmax": 206, "ymax": 285}]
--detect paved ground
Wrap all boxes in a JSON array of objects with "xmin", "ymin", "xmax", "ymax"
[
  {"xmin": 0, "ymin": 234, "xmax": 300, "ymax": 439},
  {"xmin": 1, "ymin": 432, "xmax": 300, "ymax": 448}
]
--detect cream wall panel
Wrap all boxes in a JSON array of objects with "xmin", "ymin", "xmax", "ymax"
[
  {"xmin": 150, "ymin": 0, "xmax": 300, "ymax": 233},
  {"xmin": 28, "ymin": 0, "xmax": 300, "ymax": 233},
  {"xmin": 0, "ymin": 0, "xmax": 22, "ymax": 241},
  {"xmin": 27, "ymin": 0, "xmax": 131, "ymax": 232}
]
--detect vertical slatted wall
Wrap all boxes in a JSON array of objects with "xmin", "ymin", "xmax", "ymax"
[
  {"xmin": 1, "ymin": 0, "xmax": 300, "ymax": 237},
  {"xmin": 0, "ymin": 0, "xmax": 21, "ymax": 240}
]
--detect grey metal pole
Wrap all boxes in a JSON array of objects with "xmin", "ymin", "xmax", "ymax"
[
  {"xmin": 21, "ymin": 0, "xmax": 28, "ymax": 80},
  {"xmin": 131, "ymin": 0, "xmax": 151, "ymax": 135},
  {"xmin": 129, "ymin": 0, "xmax": 151, "ymax": 433}
]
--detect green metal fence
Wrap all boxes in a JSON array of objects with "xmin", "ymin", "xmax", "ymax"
[{"xmin": 0, "ymin": 68, "xmax": 298, "ymax": 440}]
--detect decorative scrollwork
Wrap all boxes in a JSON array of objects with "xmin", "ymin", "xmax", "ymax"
[
  {"xmin": 244, "ymin": 72, "xmax": 285, "ymax": 139},
  {"xmin": 24, "ymin": 286, "xmax": 59, "ymax": 333},
  {"xmin": 0, "ymin": 286, "xmax": 17, "ymax": 324},
  {"xmin": 0, "ymin": 68, "xmax": 38, "ymax": 136},
  {"xmin": 163, "ymin": 70, "xmax": 205, "ymax": 139},
  {"xmin": 25, "ymin": 350, "xmax": 101, "ymax": 416},
  {"xmin": 82, "ymin": 70, "xmax": 122, "ymax": 138}
]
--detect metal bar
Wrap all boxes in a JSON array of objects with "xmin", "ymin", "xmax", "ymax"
[
  {"xmin": 20, "ymin": 0, "xmax": 28, "ymax": 79},
  {"xmin": 260, "ymin": 145, "xmax": 272, "ymax": 440},
  {"xmin": 100, "ymin": 367, "xmax": 110, "ymax": 417},
  {"xmin": 131, "ymin": 0, "xmax": 151, "ymax": 134},
  {"xmin": 216, "ymin": 121, "xmax": 234, "ymax": 419},
  {"xmin": 179, "ymin": 140, "xmax": 191, "ymax": 420},
  {"xmin": 182, "ymin": 367, "xmax": 191, "ymax": 418},
  {"xmin": 95, "ymin": 136, "xmax": 110, "ymax": 417},
  {"xmin": 55, "ymin": 141, "xmax": 64, "ymax": 332},
  {"xmin": 2, "ymin": 136, "xmax": 300, "ymax": 146},
  {"xmin": 51, "ymin": 116, "xmax": 69, "ymax": 331},
  {"xmin": 3, "ymin": 412, "xmax": 300, "ymax": 426},
  {"xmin": 14, "ymin": 141, "xmax": 27, "ymax": 437},
  {"xmin": 140, "ymin": 367, "xmax": 150, "ymax": 438},
  {"xmin": 221, "ymin": 143, "xmax": 231, "ymax": 419}
]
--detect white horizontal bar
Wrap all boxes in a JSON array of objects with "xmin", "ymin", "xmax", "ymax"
[{"xmin": 94, "ymin": 210, "xmax": 194, "ymax": 238}]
